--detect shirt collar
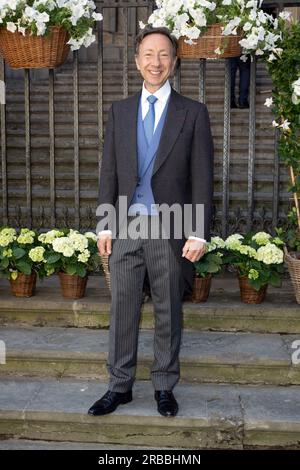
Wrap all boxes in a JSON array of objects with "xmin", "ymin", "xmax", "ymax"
[{"xmin": 141, "ymin": 80, "xmax": 171, "ymax": 105}]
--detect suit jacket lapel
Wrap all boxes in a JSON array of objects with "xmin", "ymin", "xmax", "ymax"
[
  {"xmin": 152, "ymin": 88, "xmax": 187, "ymax": 177},
  {"xmin": 121, "ymin": 88, "xmax": 187, "ymax": 179},
  {"xmin": 122, "ymin": 91, "xmax": 141, "ymax": 179}
]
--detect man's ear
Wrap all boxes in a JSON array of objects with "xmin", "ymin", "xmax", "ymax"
[
  {"xmin": 173, "ymin": 56, "xmax": 178, "ymax": 72},
  {"xmin": 135, "ymin": 55, "xmax": 141, "ymax": 71}
]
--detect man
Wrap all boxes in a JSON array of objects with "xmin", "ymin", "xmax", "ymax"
[
  {"xmin": 229, "ymin": 55, "xmax": 250, "ymax": 109},
  {"xmin": 88, "ymin": 27, "xmax": 214, "ymax": 417}
]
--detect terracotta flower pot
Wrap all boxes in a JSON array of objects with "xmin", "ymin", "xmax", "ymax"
[
  {"xmin": 191, "ymin": 274, "xmax": 212, "ymax": 303},
  {"xmin": 58, "ymin": 272, "xmax": 88, "ymax": 299},
  {"xmin": 9, "ymin": 272, "xmax": 37, "ymax": 297},
  {"xmin": 238, "ymin": 275, "xmax": 267, "ymax": 304}
]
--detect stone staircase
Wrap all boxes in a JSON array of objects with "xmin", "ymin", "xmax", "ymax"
[{"xmin": 0, "ymin": 275, "xmax": 300, "ymax": 449}]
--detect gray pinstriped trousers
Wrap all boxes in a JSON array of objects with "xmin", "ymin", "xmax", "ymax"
[{"xmin": 107, "ymin": 216, "xmax": 185, "ymax": 392}]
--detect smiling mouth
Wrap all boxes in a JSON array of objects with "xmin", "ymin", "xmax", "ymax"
[{"xmin": 149, "ymin": 71, "xmax": 162, "ymax": 75}]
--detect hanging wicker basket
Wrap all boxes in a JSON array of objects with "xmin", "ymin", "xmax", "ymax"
[
  {"xmin": 191, "ymin": 274, "xmax": 212, "ymax": 303},
  {"xmin": 177, "ymin": 23, "xmax": 242, "ymax": 59},
  {"xmin": 238, "ymin": 275, "xmax": 267, "ymax": 304},
  {"xmin": 9, "ymin": 272, "xmax": 37, "ymax": 297},
  {"xmin": 58, "ymin": 272, "xmax": 88, "ymax": 299},
  {"xmin": 284, "ymin": 247, "xmax": 300, "ymax": 304},
  {"xmin": 0, "ymin": 26, "xmax": 70, "ymax": 69}
]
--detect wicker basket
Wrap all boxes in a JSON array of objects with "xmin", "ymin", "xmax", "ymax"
[
  {"xmin": 284, "ymin": 247, "xmax": 300, "ymax": 304},
  {"xmin": 177, "ymin": 24, "xmax": 242, "ymax": 59},
  {"xmin": 191, "ymin": 274, "xmax": 212, "ymax": 303},
  {"xmin": 10, "ymin": 272, "xmax": 37, "ymax": 297},
  {"xmin": 58, "ymin": 272, "xmax": 88, "ymax": 299},
  {"xmin": 238, "ymin": 275, "xmax": 267, "ymax": 304},
  {"xmin": 0, "ymin": 26, "xmax": 70, "ymax": 69}
]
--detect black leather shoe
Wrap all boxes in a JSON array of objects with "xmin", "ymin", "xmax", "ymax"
[
  {"xmin": 88, "ymin": 390, "xmax": 132, "ymax": 416},
  {"xmin": 231, "ymin": 100, "xmax": 238, "ymax": 109},
  {"xmin": 154, "ymin": 390, "xmax": 178, "ymax": 417},
  {"xmin": 238, "ymin": 100, "xmax": 249, "ymax": 109}
]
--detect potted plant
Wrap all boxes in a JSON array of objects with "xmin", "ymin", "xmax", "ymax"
[
  {"xmin": 0, "ymin": 227, "xmax": 49, "ymax": 296},
  {"xmin": 39, "ymin": 228, "xmax": 101, "ymax": 298},
  {"xmin": 191, "ymin": 236, "xmax": 224, "ymax": 302},
  {"xmin": 142, "ymin": 0, "xmax": 284, "ymax": 59},
  {"xmin": 0, "ymin": 0, "xmax": 103, "ymax": 68},
  {"xmin": 264, "ymin": 19, "xmax": 300, "ymax": 303},
  {"xmin": 223, "ymin": 232, "xmax": 284, "ymax": 304}
]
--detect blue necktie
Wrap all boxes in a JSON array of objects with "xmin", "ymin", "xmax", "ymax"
[{"xmin": 143, "ymin": 95, "xmax": 158, "ymax": 145}]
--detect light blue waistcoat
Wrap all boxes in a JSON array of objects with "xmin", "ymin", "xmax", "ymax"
[{"xmin": 128, "ymin": 97, "xmax": 170, "ymax": 215}]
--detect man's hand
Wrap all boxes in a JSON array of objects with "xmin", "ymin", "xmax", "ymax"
[
  {"xmin": 97, "ymin": 235, "xmax": 112, "ymax": 256},
  {"xmin": 182, "ymin": 239, "xmax": 206, "ymax": 262}
]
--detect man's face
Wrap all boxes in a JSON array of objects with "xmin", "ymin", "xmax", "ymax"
[{"xmin": 135, "ymin": 33, "xmax": 177, "ymax": 93}]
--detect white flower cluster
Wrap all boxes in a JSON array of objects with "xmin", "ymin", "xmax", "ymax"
[
  {"xmin": 0, "ymin": 227, "xmax": 17, "ymax": 247},
  {"xmin": 206, "ymin": 236, "xmax": 225, "ymax": 252},
  {"xmin": 51, "ymin": 229, "xmax": 91, "ymax": 263},
  {"xmin": 0, "ymin": 0, "xmax": 103, "ymax": 50},
  {"xmin": 144, "ymin": 0, "xmax": 283, "ymax": 57},
  {"xmin": 224, "ymin": 231, "xmax": 284, "ymax": 265},
  {"xmin": 29, "ymin": 246, "xmax": 45, "ymax": 262},
  {"xmin": 256, "ymin": 243, "xmax": 283, "ymax": 265},
  {"xmin": 38, "ymin": 229, "xmax": 65, "ymax": 244},
  {"xmin": 251, "ymin": 231, "xmax": 271, "ymax": 245},
  {"xmin": 16, "ymin": 228, "xmax": 36, "ymax": 244},
  {"xmin": 272, "ymin": 117, "xmax": 291, "ymax": 132}
]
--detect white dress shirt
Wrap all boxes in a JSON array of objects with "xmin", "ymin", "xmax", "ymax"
[
  {"xmin": 98, "ymin": 80, "xmax": 206, "ymax": 245},
  {"xmin": 141, "ymin": 80, "xmax": 171, "ymax": 132}
]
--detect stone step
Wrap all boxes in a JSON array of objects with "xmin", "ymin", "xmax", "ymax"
[
  {"xmin": 0, "ymin": 276, "xmax": 298, "ymax": 334},
  {"xmin": 1, "ymin": 325, "xmax": 299, "ymax": 385},
  {"xmin": 0, "ymin": 439, "xmax": 168, "ymax": 450},
  {"xmin": 1, "ymin": 377, "xmax": 300, "ymax": 449}
]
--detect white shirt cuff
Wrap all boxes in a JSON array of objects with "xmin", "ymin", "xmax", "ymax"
[
  {"xmin": 97, "ymin": 230, "xmax": 112, "ymax": 238},
  {"xmin": 188, "ymin": 236, "xmax": 206, "ymax": 243}
]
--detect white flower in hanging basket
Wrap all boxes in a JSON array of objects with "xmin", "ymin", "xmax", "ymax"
[
  {"xmin": 0, "ymin": 0, "xmax": 103, "ymax": 51},
  {"xmin": 144, "ymin": 0, "xmax": 284, "ymax": 58}
]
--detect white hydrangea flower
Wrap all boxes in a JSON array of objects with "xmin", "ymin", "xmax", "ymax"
[
  {"xmin": 84, "ymin": 232, "xmax": 97, "ymax": 241},
  {"xmin": 29, "ymin": 246, "xmax": 45, "ymax": 262},
  {"xmin": 252, "ymin": 231, "xmax": 271, "ymax": 245},
  {"xmin": 78, "ymin": 249, "xmax": 90, "ymax": 263},
  {"xmin": 207, "ymin": 236, "xmax": 226, "ymax": 252},
  {"xmin": 225, "ymin": 233, "xmax": 244, "ymax": 250},
  {"xmin": 256, "ymin": 243, "xmax": 283, "ymax": 265},
  {"xmin": 0, "ymin": 227, "xmax": 17, "ymax": 247},
  {"xmin": 17, "ymin": 231, "xmax": 35, "ymax": 244},
  {"xmin": 237, "ymin": 245, "xmax": 257, "ymax": 258},
  {"xmin": 38, "ymin": 229, "xmax": 64, "ymax": 244},
  {"xmin": 52, "ymin": 237, "xmax": 75, "ymax": 257}
]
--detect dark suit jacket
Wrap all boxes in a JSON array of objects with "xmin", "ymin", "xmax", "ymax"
[{"xmin": 98, "ymin": 87, "xmax": 214, "ymax": 291}]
